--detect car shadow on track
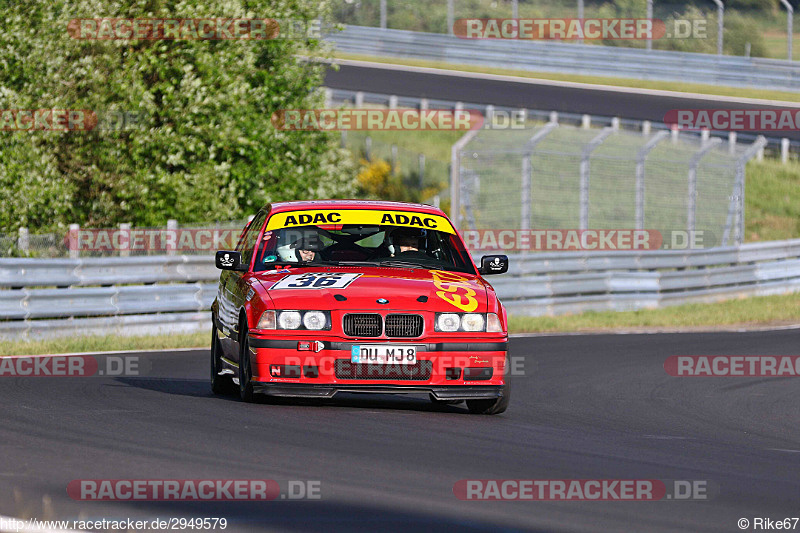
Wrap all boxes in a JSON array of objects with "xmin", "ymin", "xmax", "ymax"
[{"xmin": 114, "ymin": 377, "xmax": 472, "ymax": 414}]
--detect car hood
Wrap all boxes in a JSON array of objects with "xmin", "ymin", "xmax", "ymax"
[{"xmin": 255, "ymin": 267, "xmax": 489, "ymax": 313}]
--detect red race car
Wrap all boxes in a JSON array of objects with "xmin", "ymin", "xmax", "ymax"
[{"xmin": 210, "ymin": 200, "xmax": 510, "ymax": 414}]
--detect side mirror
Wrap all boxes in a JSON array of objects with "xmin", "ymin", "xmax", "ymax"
[
  {"xmin": 478, "ymin": 254, "xmax": 508, "ymax": 275},
  {"xmin": 215, "ymin": 250, "xmax": 247, "ymax": 271}
]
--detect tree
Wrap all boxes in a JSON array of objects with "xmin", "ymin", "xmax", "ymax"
[{"xmin": 0, "ymin": 0, "xmax": 355, "ymax": 231}]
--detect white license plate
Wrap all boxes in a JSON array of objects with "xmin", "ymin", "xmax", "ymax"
[{"xmin": 351, "ymin": 345, "xmax": 417, "ymax": 365}]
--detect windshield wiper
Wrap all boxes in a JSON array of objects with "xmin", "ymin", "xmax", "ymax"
[
  {"xmin": 267, "ymin": 260, "xmax": 338, "ymax": 268},
  {"xmin": 377, "ymin": 260, "xmax": 430, "ymax": 269}
]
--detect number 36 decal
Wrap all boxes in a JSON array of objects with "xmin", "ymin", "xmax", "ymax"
[{"xmin": 270, "ymin": 272, "xmax": 361, "ymax": 290}]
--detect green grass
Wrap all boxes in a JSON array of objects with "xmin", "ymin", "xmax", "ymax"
[
  {"xmin": 333, "ymin": 52, "xmax": 800, "ymax": 103},
  {"xmin": 0, "ymin": 332, "xmax": 207, "ymax": 356},
  {"xmin": 508, "ymin": 292, "xmax": 800, "ymax": 333},
  {"xmin": 746, "ymin": 158, "xmax": 800, "ymax": 241}
]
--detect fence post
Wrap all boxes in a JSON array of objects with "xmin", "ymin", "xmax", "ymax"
[
  {"xmin": 687, "ymin": 138, "xmax": 722, "ymax": 234},
  {"xmin": 365, "ymin": 136, "xmax": 372, "ymax": 161},
  {"xmin": 722, "ymin": 136, "xmax": 767, "ymax": 246},
  {"xmin": 671, "ymin": 126, "xmax": 679, "ymax": 144},
  {"xmin": 418, "ymin": 153, "xmax": 425, "ymax": 188},
  {"xmin": 520, "ymin": 122, "xmax": 560, "ymax": 232},
  {"xmin": 17, "ymin": 227, "xmax": 29, "ymax": 256},
  {"xmin": 728, "ymin": 132, "xmax": 737, "ymax": 155},
  {"xmin": 340, "ymin": 130, "xmax": 347, "ymax": 148},
  {"xmin": 549, "ymin": 111, "xmax": 558, "ymax": 123},
  {"xmin": 167, "ymin": 219, "xmax": 178, "ymax": 256},
  {"xmin": 419, "ymin": 98, "xmax": 429, "ymax": 111},
  {"xmin": 781, "ymin": 137, "xmax": 790, "ymax": 164},
  {"xmin": 642, "ymin": 120, "xmax": 651, "ymax": 135},
  {"xmin": 485, "ymin": 105, "xmax": 495, "ymax": 127},
  {"xmin": 447, "ymin": 0, "xmax": 454, "ymax": 36},
  {"xmin": 380, "ymin": 0, "xmax": 387, "ymax": 29},
  {"xmin": 355, "ymin": 91, "xmax": 364, "ymax": 107},
  {"xmin": 712, "ymin": 0, "xmax": 724, "ymax": 55},
  {"xmin": 69, "ymin": 223, "xmax": 80, "ymax": 259},
  {"xmin": 389, "ymin": 95, "xmax": 398, "ymax": 109},
  {"xmin": 391, "ymin": 144, "xmax": 398, "ymax": 174},
  {"xmin": 580, "ymin": 128, "xmax": 615, "ymax": 230},
  {"xmin": 119, "ymin": 223, "xmax": 131, "ymax": 257},
  {"xmin": 581, "ymin": 114, "xmax": 591, "ymax": 129},
  {"xmin": 611, "ymin": 117, "xmax": 620, "ymax": 130},
  {"xmin": 635, "ymin": 131, "xmax": 669, "ymax": 230},
  {"xmin": 450, "ymin": 128, "xmax": 481, "ymax": 231},
  {"xmin": 521, "ymin": 156, "xmax": 531, "ymax": 232}
]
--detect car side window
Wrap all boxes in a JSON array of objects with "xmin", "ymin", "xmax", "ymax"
[{"xmin": 238, "ymin": 211, "xmax": 268, "ymax": 268}]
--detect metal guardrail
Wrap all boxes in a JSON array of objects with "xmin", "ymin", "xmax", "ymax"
[
  {"xmin": 1, "ymin": 240, "xmax": 799, "ymax": 339},
  {"xmin": 490, "ymin": 239, "xmax": 800, "ymax": 315},
  {"xmin": 326, "ymin": 26, "xmax": 800, "ymax": 93},
  {"xmin": 0, "ymin": 256, "xmax": 219, "ymax": 340}
]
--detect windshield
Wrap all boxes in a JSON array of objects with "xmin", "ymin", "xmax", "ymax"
[{"xmin": 253, "ymin": 224, "xmax": 476, "ymax": 274}]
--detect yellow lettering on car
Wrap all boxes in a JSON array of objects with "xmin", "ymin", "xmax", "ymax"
[
  {"xmin": 431, "ymin": 270, "xmax": 479, "ymax": 312},
  {"xmin": 266, "ymin": 209, "xmax": 453, "ymax": 233}
]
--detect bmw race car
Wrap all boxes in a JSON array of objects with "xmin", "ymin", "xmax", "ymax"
[{"xmin": 210, "ymin": 200, "xmax": 510, "ymax": 414}]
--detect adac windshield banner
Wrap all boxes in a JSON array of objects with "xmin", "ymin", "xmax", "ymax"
[{"xmin": 265, "ymin": 210, "xmax": 455, "ymax": 234}]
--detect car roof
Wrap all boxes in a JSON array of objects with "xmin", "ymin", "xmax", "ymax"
[{"xmin": 268, "ymin": 199, "xmax": 447, "ymax": 216}]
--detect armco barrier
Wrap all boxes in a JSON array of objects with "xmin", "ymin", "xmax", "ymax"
[
  {"xmin": 1, "ymin": 241, "xmax": 799, "ymax": 339},
  {"xmin": 326, "ymin": 26, "xmax": 800, "ymax": 92}
]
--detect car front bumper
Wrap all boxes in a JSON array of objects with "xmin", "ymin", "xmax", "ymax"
[{"xmin": 247, "ymin": 334, "xmax": 508, "ymax": 394}]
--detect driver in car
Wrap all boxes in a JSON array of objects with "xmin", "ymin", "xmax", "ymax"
[
  {"xmin": 290, "ymin": 234, "xmax": 324, "ymax": 262},
  {"xmin": 390, "ymin": 228, "xmax": 430, "ymax": 260}
]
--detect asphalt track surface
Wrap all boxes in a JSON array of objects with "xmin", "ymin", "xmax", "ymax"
[
  {"xmin": 2, "ymin": 329, "xmax": 800, "ymax": 532},
  {"xmin": 323, "ymin": 62, "xmax": 800, "ymax": 142}
]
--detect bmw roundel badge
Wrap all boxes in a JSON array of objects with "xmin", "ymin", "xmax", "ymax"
[{"xmin": 377, "ymin": 298, "xmax": 389, "ymax": 304}]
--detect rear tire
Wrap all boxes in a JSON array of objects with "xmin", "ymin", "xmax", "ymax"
[
  {"xmin": 210, "ymin": 324, "xmax": 236, "ymax": 395},
  {"xmin": 238, "ymin": 324, "xmax": 255, "ymax": 403},
  {"xmin": 466, "ymin": 383, "xmax": 510, "ymax": 415}
]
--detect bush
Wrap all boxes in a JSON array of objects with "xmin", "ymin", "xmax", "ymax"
[{"xmin": 0, "ymin": 0, "xmax": 356, "ymax": 232}]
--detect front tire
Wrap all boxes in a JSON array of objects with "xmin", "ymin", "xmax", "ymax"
[
  {"xmin": 466, "ymin": 383, "xmax": 510, "ymax": 415},
  {"xmin": 210, "ymin": 324, "xmax": 235, "ymax": 395},
  {"xmin": 238, "ymin": 324, "xmax": 255, "ymax": 403}
]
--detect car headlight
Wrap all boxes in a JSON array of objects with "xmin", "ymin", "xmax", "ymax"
[
  {"xmin": 278, "ymin": 311, "xmax": 302, "ymax": 330},
  {"xmin": 302, "ymin": 311, "xmax": 327, "ymax": 330},
  {"xmin": 268, "ymin": 310, "xmax": 331, "ymax": 330},
  {"xmin": 436, "ymin": 313, "xmax": 461, "ymax": 332},
  {"xmin": 257, "ymin": 310, "xmax": 276, "ymax": 329},
  {"xmin": 435, "ymin": 313, "xmax": 503, "ymax": 333},
  {"xmin": 461, "ymin": 313, "xmax": 485, "ymax": 332}
]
